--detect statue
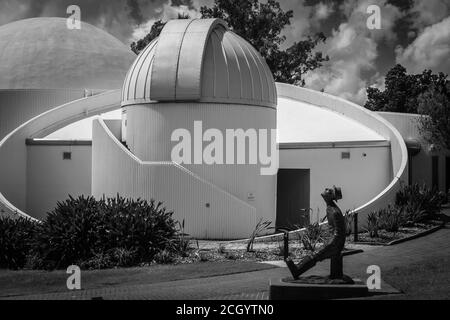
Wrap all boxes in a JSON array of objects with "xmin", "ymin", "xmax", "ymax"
[{"xmin": 285, "ymin": 186, "xmax": 347, "ymax": 281}]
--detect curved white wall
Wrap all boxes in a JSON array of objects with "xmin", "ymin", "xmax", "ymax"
[
  {"xmin": 0, "ymin": 89, "xmax": 87, "ymax": 140},
  {"xmin": 276, "ymin": 83, "xmax": 408, "ymax": 227},
  {"xmin": 0, "ymin": 90, "xmax": 121, "ymax": 220},
  {"xmin": 92, "ymin": 118, "xmax": 257, "ymax": 239}
]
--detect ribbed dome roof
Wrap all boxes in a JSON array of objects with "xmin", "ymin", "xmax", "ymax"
[
  {"xmin": 0, "ymin": 18, "xmax": 136, "ymax": 90},
  {"xmin": 122, "ymin": 19, "xmax": 277, "ymax": 108}
]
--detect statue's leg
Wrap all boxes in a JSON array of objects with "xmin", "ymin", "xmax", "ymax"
[
  {"xmin": 285, "ymin": 255, "xmax": 316, "ymax": 279},
  {"xmin": 329, "ymin": 254, "xmax": 343, "ymax": 279}
]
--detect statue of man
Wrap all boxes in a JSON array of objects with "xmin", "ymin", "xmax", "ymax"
[{"xmin": 286, "ymin": 186, "xmax": 346, "ymax": 280}]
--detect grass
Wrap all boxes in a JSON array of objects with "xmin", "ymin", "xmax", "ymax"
[
  {"xmin": 0, "ymin": 261, "xmax": 275, "ymax": 298},
  {"xmin": 377, "ymin": 255, "xmax": 450, "ymax": 299}
]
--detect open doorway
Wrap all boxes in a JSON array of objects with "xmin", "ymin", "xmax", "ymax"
[{"xmin": 276, "ymin": 169, "xmax": 310, "ymax": 231}]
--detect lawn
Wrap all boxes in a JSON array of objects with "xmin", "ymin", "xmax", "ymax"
[
  {"xmin": 0, "ymin": 260, "xmax": 276, "ymax": 298},
  {"xmin": 369, "ymin": 255, "xmax": 450, "ymax": 299}
]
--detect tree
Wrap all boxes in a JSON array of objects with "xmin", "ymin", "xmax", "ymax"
[
  {"xmin": 130, "ymin": 13, "xmax": 189, "ymax": 54},
  {"xmin": 365, "ymin": 64, "xmax": 450, "ymax": 150},
  {"xmin": 365, "ymin": 64, "xmax": 448, "ymax": 113},
  {"xmin": 131, "ymin": 20, "xmax": 166, "ymax": 54},
  {"xmin": 417, "ymin": 84, "xmax": 450, "ymax": 150},
  {"xmin": 131, "ymin": 0, "xmax": 328, "ymax": 86}
]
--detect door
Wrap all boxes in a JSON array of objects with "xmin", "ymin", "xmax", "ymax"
[{"xmin": 276, "ymin": 169, "xmax": 310, "ymax": 230}]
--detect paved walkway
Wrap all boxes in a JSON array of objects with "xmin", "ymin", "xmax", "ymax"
[{"xmin": 4, "ymin": 222, "xmax": 449, "ymax": 300}]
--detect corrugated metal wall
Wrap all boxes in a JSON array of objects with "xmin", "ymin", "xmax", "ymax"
[
  {"xmin": 92, "ymin": 118, "xmax": 258, "ymax": 239},
  {"xmin": 124, "ymin": 102, "xmax": 277, "ymax": 226}
]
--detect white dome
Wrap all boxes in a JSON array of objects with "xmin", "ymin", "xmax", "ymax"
[
  {"xmin": 121, "ymin": 18, "xmax": 277, "ymax": 108},
  {"xmin": 0, "ymin": 18, "xmax": 136, "ymax": 90}
]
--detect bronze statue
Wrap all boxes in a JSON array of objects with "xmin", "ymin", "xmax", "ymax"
[{"xmin": 286, "ymin": 186, "xmax": 346, "ymax": 280}]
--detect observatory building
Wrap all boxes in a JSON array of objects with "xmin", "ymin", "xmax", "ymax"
[{"xmin": 0, "ymin": 18, "xmax": 448, "ymax": 239}]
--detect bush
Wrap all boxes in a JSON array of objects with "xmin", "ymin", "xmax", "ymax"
[
  {"xmin": 344, "ymin": 210, "xmax": 354, "ymax": 237},
  {"xmin": 396, "ymin": 183, "xmax": 445, "ymax": 222},
  {"xmin": 31, "ymin": 195, "xmax": 180, "ymax": 270},
  {"xmin": 32, "ymin": 195, "xmax": 109, "ymax": 269},
  {"xmin": 366, "ymin": 212, "xmax": 379, "ymax": 238},
  {"xmin": 299, "ymin": 222, "xmax": 326, "ymax": 252},
  {"xmin": 246, "ymin": 218, "xmax": 272, "ymax": 252},
  {"xmin": 377, "ymin": 205, "xmax": 406, "ymax": 233},
  {"xmin": 0, "ymin": 216, "xmax": 37, "ymax": 269}
]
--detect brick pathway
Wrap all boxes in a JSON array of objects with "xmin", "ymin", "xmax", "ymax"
[{"xmin": 3, "ymin": 221, "xmax": 449, "ymax": 300}]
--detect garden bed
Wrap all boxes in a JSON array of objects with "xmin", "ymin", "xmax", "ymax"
[
  {"xmin": 349, "ymin": 220, "xmax": 444, "ymax": 246},
  {"xmin": 156, "ymin": 239, "xmax": 362, "ymax": 266}
]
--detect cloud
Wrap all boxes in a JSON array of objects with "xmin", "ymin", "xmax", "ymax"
[
  {"xmin": 0, "ymin": 0, "xmax": 172, "ymax": 43},
  {"xmin": 130, "ymin": 0, "xmax": 203, "ymax": 42},
  {"xmin": 304, "ymin": 0, "xmax": 403, "ymax": 105},
  {"xmin": 314, "ymin": 2, "xmax": 334, "ymax": 21},
  {"xmin": 395, "ymin": 16, "xmax": 450, "ymax": 74},
  {"xmin": 408, "ymin": 0, "xmax": 450, "ymax": 31},
  {"xmin": 278, "ymin": 0, "xmax": 313, "ymax": 47}
]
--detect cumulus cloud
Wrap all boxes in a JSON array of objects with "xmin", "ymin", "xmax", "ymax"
[
  {"xmin": 304, "ymin": 0, "xmax": 403, "ymax": 105},
  {"xmin": 0, "ymin": 0, "xmax": 181, "ymax": 44},
  {"xmin": 408, "ymin": 0, "xmax": 450, "ymax": 32},
  {"xmin": 130, "ymin": 0, "xmax": 204, "ymax": 42},
  {"xmin": 395, "ymin": 16, "xmax": 450, "ymax": 74},
  {"xmin": 314, "ymin": 2, "xmax": 334, "ymax": 21}
]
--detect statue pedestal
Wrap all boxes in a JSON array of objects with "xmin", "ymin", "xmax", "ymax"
[{"xmin": 269, "ymin": 276, "xmax": 368, "ymax": 300}]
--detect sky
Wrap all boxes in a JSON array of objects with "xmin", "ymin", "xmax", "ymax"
[{"xmin": 0, "ymin": 0, "xmax": 449, "ymax": 105}]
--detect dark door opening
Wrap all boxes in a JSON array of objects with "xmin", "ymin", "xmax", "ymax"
[{"xmin": 276, "ymin": 169, "xmax": 310, "ymax": 231}]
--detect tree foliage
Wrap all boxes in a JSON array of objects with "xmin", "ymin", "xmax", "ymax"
[
  {"xmin": 364, "ymin": 64, "xmax": 448, "ymax": 113},
  {"xmin": 131, "ymin": 0, "xmax": 328, "ymax": 86},
  {"xmin": 131, "ymin": 13, "xmax": 189, "ymax": 54},
  {"xmin": 417, "ymin": 84, "xmax": 450, "ymax": 150},
  {"xmin": 365, "ymin": 64, "xmax": 450, "ymax": 150}
]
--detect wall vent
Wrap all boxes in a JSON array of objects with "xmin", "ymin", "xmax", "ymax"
[{"xmin": 341, "ymin": 152, "xmax": 350, "ymax": 159}]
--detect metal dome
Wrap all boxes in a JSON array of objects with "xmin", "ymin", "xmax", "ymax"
[
  {"xmin": 121, "ymin": 18, "xmax": 277, "ymax": 108},
  {"xmin": 0, "ymin": 18, "xmax": 136, "ymax": 90}
]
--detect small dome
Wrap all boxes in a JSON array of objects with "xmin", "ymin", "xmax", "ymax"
[
  {"xmin": 0, "ymin": 18, "xmax": 136, "ymax": 90},
  {"xmin": 122, "ymin": 19, "xmax": 277, "ymax": 108}
]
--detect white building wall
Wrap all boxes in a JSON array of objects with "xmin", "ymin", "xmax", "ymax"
[
  {"xmin": 26, "ymin": 143, "xmax": 92, "ymax": 220},
  {"xmin": 0, "ymin": 90, "xmax": 120, "ymax": 220},
  {"xmin": 92, "ymin": 118, "xmax": 258, "ymax": 239},
  {"xmin": 279, "ymin": 146, "xmax": 391, "ymax": 221},
  {"xmin": 276, "ymin": 84, "xmax": 408, "ymax": 228},
  {"xmin": 378, "ymin": 112, "xmax": 450, "ymax": 191},
  {"xmin": 124, "ymin": 103, "xmax": 277, "ymax": 225}
]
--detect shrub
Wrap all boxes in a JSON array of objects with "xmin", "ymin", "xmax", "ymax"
[
  {"xmin": 0, "ymin": 216, "xmax": 37, "ymax": 269},
  {"xmin": 32, "ymin": 195, "xmax": 108, "ymax": 269},
  {"xmin": 396, "ymin": 183, "xmax": 445, "ymax": 221},
  {"xmin": 169, "ymin": 220, "xmax": 192, "ymax": 257},
  {"xmin": 153, "ymin": 249, "xmax": 175, "ymax": 264},
  {"xmin": 103, "ymin": 196, "xmax": 178, "ymax": 261},
  {"xmin": 366, "ymin": 212, "xmax": 379, "ymax": 238},
  {"xmin": 31, "ymin": 195, "xmax": 179, "ymax": 270},
  {"xmin": 377, "ymin": 205, "xmax": 406, "ymax": 233},
  {"xmin": 344, "ymin": 210, "xmax": 354, "ymax": 237},
  {"xmin": 246, "ymin": 218, "xmax": 272, "ymax": 252},
  {"xmin": 299, "ymin": 222, "xmax": 326, "ymax": 252}
]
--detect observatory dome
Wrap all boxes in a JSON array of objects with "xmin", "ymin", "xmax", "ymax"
[
  {"xmin": 121, "ymin": 18, "xmax": 277, "ymax": 108},
  {"xmin": 0, "ymin": 17, "xmax": 136, "ymax": 90}
]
